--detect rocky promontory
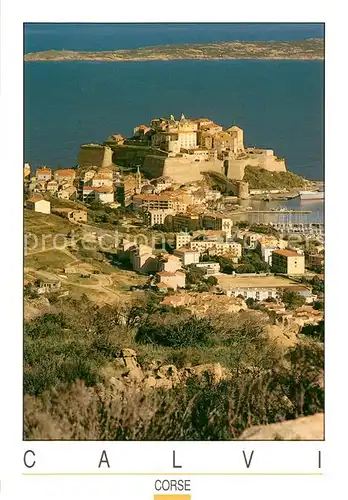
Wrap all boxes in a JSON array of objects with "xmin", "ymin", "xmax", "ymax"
[{"xmin": 24, "ymin": 39, "xmax": 324, "ymax": 62}]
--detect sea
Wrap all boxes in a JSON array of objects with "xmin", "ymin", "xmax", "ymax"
[{"xmin": 24, "ymin": 23, "xmax": 324, "ymax": 214}]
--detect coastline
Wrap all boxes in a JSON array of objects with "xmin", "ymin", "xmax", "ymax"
[{"xmin": 24, "ymin": 39, "xmax": 324, "ymax": 63}]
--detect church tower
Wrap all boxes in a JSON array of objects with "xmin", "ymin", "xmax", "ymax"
[{"xmin": 135, "ymin": 165, "xmax": 142, "ymax": 194}]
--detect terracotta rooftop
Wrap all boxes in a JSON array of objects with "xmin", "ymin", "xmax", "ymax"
[
  {"xmin": 94, "ymin": 173, "xmax": 112, "ymax": 179},
  {"xmin": 157, "ymin": 282, "xmax": 168, "ymax": 288},
  {"xmin": 157, "ymin": 271, "xmax": 182, "ymax": 277},
  {"xmin": 27, "ymin": 195, "xmax": 45, "ymax": 203},
  {"xmin": 272, "ymin": 249, "xmax": 302, "ymax": 257},
  {"xmin": 36, "ymin": 167, "xmax": 51, "ymax": 173},
  {"xmin": 94, "ymin": 186, "xmax": 114, "ymax": 193},
  {"xmin": 54, "ymin": 169, "xmax": 75, "ymax": 176}
]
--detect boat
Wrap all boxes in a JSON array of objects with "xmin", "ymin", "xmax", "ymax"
[{"xmin": 298, "ymin": 190, "xmax": 324, "ymax": 201}]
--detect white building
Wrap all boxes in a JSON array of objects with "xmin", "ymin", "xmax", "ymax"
[
  {"xmin": 145, "ymin": 209, "xmax": 175, "ymax": 226},
  {"xmin": 26, "ymin": 196, "xmax": 51, "ymax": 214},
  {"xmin": 261, "ymin": 246, "xmax": 277, "ymax": 266},
  {"xmin": 91, "ymin": 175, "xmax": 113, "ymax": 188},
  {"xmin": 94, "ymin": 186, "xmax": 114, "ymax": 204},
  {"xmin": 195, "ymin": 262, "xmax": 221, "ymax": 275},
  {"xmin": 175, "ymin": 232, "xmax": 192, "ymax": 249},
  {"xmin": 174, "ymin": 247, "xmax": 200, "ymax": 266},
  {"xmin": 190, "ymin": 240, "xmax": 242, "ymax": 258}
]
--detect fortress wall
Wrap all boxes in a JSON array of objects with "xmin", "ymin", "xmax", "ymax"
[
  {"xmin": 225, "ymin": 159, "xmax": 248, "ymax": 180},
  {"xmin": 162, "ymin": 157, "xmax": 202, "ymax": 183},
  {"xmin": 142, "ymin": 155, "xmax": 167, "ymax": 179},
  {"xmin": 199, "ymin": 159, "xmax": 224, "ymax": 176},
  {"xmin": 247, "ymin": 154, "xmax": 287, "ymax": 172},
  {"xmin": 225, "ymin": 155, "xmax": 286, "ymax": 180},
  {"xmin": 78, "ymin": 146, "xmax": 113, "ymax": 168},
  {"xmin": 112, "ymin": 145, "xmax": 154, "ymax": 167},
  {"xmin": 142, "ymin": 155, "xmax": 224, "ymax": 183}
]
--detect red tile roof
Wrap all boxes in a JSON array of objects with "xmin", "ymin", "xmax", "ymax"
[
  {"xmin": 94, "ymin": 186, "xmax": 114, "ymax": 193},
  {"xmin": 157, "ymin": 282, "xmax": 168, "ymax": 288},
  {"xmin": 54, "ymin": 169, "xmax": 75, "ymax": 176},
  {"xmin": 273, "ymin": 249, "xmax": 302, "ymax": 257},
  {"xmin": 27, "ymin": 195, "xmax": 45, "ymax": 203}
]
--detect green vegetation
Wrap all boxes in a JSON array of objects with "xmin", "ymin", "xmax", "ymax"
[
  {"xmin": 282, "ymin": 290, "xmax": 307, "ymax": 310},
  {"xmin": 24, "ymin": 39, "xmax": 324, "ymax": 62},
  {"xmin": 25, "ymin": 249, "xmax": 75, "ymax": 271},
  {"xmin": 301, "ymin": 321, "xmax": 324, "ymax": 343},
  {"xmin": 24, "ymin": 294, "xmax": 324, "ymax": 439},
  {"xmin": 202, "ymin": 250, "xmax": 270, "ymax": 274},
  {"xmin": 243, "ymin": 166, "xmax": 307, "ymax": 190}
]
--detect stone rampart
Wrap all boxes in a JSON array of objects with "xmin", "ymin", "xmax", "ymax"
[
  {"xmin": 78, "ymin": 145, "xmax": 113, "ymax": 168},
  {"xmin": 142, "ymin": 154, "xmax": 224, "ymax": 183},
  {"xmin": 226, "ymin": 154, "xmax": 286, "ymax": 180}
]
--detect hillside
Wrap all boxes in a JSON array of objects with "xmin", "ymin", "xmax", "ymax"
[
  {"xmin": 243, "ymin": 166, "xmax": 308, "ymax": 189},
  {"xmin": 24, "ymin": 209, "xmax": 148, "ymax": 306},
  {"xmin": 24, "ymin": 39, "xmax": 324, "ymax": 62}
]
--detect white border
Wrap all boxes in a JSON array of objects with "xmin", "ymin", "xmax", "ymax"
[{"xmin": 1, "ymin": 0, "xmax": 347, "ymax": 498}]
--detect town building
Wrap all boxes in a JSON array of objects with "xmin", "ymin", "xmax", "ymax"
[
  {"xmin": 98, "ymin": 167, "xmax": 114, "ymax": 179},
  {"xmin": 36, "ymin": 167, "xmax": 52, "ymax": 182},
  {"xmin": 53, "ymin": 208, "xmax": 87, "ymax": 224},
  {"xmin": 156, "ymin": 270, "xmax": 186, "ymax": 290},
  {"xmin": 170, "ymin": 213, "xmax": 200, "ymax": 232},
  {"xmin": 53, "ymin": 169, "xmax": 76, "ymax": 184},
  {"xmin": 26, "ymin": 196, "xmax": 51, "ymax": 214},
  {"xmin": 158, "ymin": 254, "xmax": 182, "ymax": 273},
  {"xmin": 260, "ymin": 246, "xmax": 277, "ymax": 266},
  {"xmin": 272, "ymin": 249, "xmax": 305, "ymax": 275},
  {"xmin": 190, "ymin": 240, "xmax": 242, "ymax": 259},
  {"xmin": 144, "ymin": 209, "xmax": 175, "ymax": 227},
  {"xmin": 195, "ymin": 262, "xmax": 221, "ymax": 275},
  {"xmin": 132, "ymin": 193, "xmax": 187, "ymax": 213},
  {"xmin": 46, "ymin": 180, "xmax": 59, "ymax": 193},
  {"xmin": 36, "ymin": 278, "xmax": 61, "ymax": 294},
  {"xmin": 57, "ymin": 185, "xmax": 77, "ymax": 200},
  {"xmin": 91, "ymin": 174, "xmax": 113, "ymax": 188},
  {"xmin": 306, "ymin": 253, "xmax": 324, "ymax": 272},
  {"xmin": 174, "ymin": 247, "xmax": 200, "ymax": 266},
  {"xmin": 152, "ymin": 176, "xmax": 173, "ymax": 194},
  {"xmin": 217, "ymin": 275, "xmax": 313, "ymax": 302},
  {"xmin": 130, "ymin": 244, "xmax": 158, "ymax": 274},
  {"xmin": 84, "ymin": 170, "xmax": 97, "ymax": 182},
  {"xmin": 24, "ymin": 164, "xmax": 31, "ymax": 180},
  {"xmin": 200, "ymin": 214, "xmax": 233, "ymax": 237},
  {"xmin": 175, "ymin": 232, "xmax": 192, "ymax": 249},
  {"xmin": 94, "ymin": 186, "xmax": 114, "ymax": 204},
  {"xmin": 82, "ymin": 186, "xmax": 96, "ymax": 203}
]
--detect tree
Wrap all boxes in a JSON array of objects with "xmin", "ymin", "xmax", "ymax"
[
  {"xmin": 282, "ymin": 290, "xmax": 306, "ymax": 310},
  {"xmin": 264, "ymin": 297, "xmax": 277, "ymax": 303},
  {"xmin": 246, "ymin": 297, "xmax": 256, "ymax": 308},
  {"xmin": 136, "ymin": 313, "xmax": 214, "ymax": 348},
  {"xmin": 301, "ymin": 321, "xmax": 324, "ymax": 342},
  {"xmin": 313, "ymin": 301, "xmax": 324, "ymax": 311},
  {"xmin": 186, "ymin": 266, "xmax": 206, "ymax": 285},
  {"xmin": 206, "ymin": 276, "xmax": 218, "ymax": 287}
]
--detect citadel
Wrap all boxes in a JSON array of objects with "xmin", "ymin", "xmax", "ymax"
[{"xmin": 78, "ymin": 113, "xmax": 287, "ymax": 186}]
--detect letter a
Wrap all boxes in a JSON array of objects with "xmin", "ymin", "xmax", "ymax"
[{"xmin": 98, "ymin": 450, "xmax": 110, "ymax": 468}]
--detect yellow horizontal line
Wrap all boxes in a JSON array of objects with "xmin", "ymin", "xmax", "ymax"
[
  {"xmin": 154, "ymin": 496, "xmax": 191, "ymax": 500},
  {"xmin": 23, "ymin": 472, "xmax": 323, "ymax": 476}
]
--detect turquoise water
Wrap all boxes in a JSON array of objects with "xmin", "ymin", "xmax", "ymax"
[
  {"xmin": 24, "ymin": 23, "xmax": 324, "ymax": 52},
  {"xmin": 24, "ymin": 60, "xmax": 324, "ymax": 178},
  {"xmin": 24, "ymin": 23, "xmax": 324, "ymax": 178}
]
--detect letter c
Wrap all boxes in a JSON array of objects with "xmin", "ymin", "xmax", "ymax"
[
  {"xmin": 155, "ymin": 480, "xmax": 162, "ymax": 491},
  {"xmin": 24, "ymin": 450, "xmax": 36, "ymax": 468}
]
